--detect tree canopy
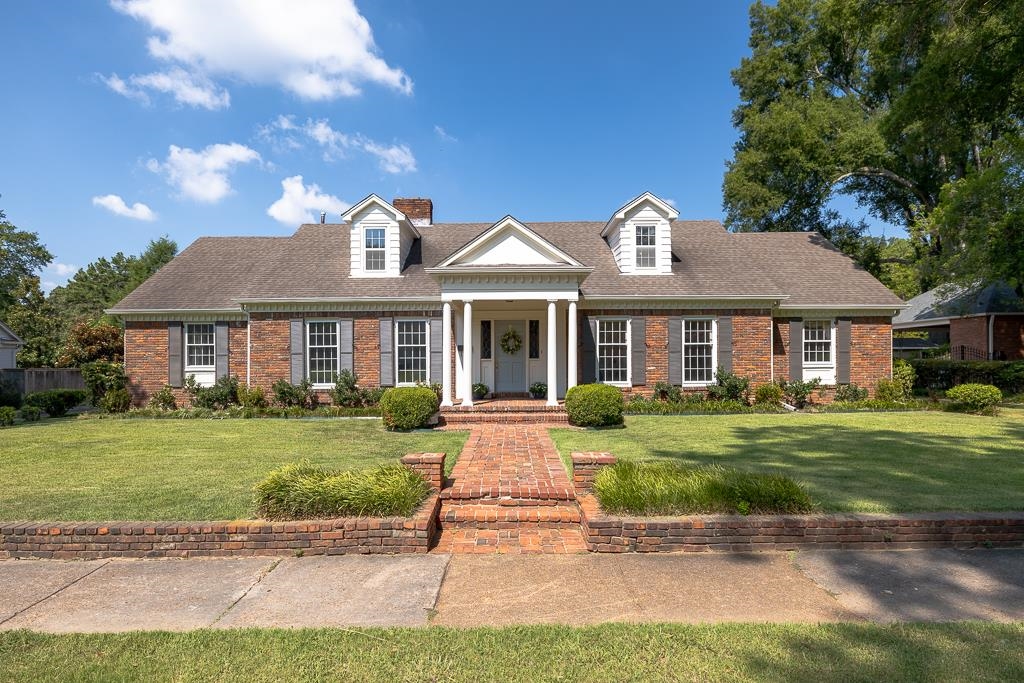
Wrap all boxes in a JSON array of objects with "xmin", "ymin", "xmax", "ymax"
[{"xmin": 0, "ymin": 207, "xmax": 52, "ymax": 318}]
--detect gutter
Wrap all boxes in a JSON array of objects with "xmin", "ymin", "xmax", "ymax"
[{"xmin": 988, "ymin": 314, "xmax": 995, "ymax": 359}]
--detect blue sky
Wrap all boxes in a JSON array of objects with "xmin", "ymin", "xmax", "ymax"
[{"xmin": 0, "ymin": 1, "xmax": 895, "ymax": 291}]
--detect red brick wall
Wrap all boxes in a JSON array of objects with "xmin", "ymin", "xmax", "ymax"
[
  {"xmin": 950, "ymin": 317, "xmax": 988, "ymax": 356},
  {"xmin": 733, "ymin": 311, "xmax": 772, "ymax": 385},
  {"xmin": 354, "ymin": 316, "xmax": 380, "ymax": 386},
  {"xmin": 229, "ymin": 322, "xmax": 247, "ymax": 381},
  {"xmin": 125, "ymin": 321, "xmax": 169, "ymax": 406},
  {"xmin": 993, "ymin": 315, "xmax": 1024, "ymax": 360},
  {"xmin": 249, "ymin": 314, "xmax": 290, "ymax": 396}
]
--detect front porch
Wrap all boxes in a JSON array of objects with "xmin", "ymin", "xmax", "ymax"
[{"xmin": 439, "ymin": 397, "xmax": 568, "ymax": 425}]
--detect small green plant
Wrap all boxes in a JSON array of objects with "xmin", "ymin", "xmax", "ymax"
[
  {"xmin": 754, "ymin": 382, "xmax": 784, "ymax": 406},
  {"xmin": 0, "ymin": 377, "xmax": 22, "ymax": 409},
  {"xmin": 946, "ymin": 383, "xmax": 1002, "ymax": 414},
  {"xmin": 272, "ymin": 378, "xmax": 315, "ymax": 408},
  {"xmin": 707, "ymin": 369, "xmax": 751, "ymax": 403},
  {"xmin": 564, "ymin": 383, "xmax": 624, "ymax": 427},
  {"xmin": 472, "ymin": 382, "xmax": 489, "ymax": 400},
  {"xmin": 185, "ymin": 374, "xmax": 239, "ymax": 410},
  {"xmin": 100, "ymin": 387, "xmax": 132, "ymax": 413},
  {"xmin": 0, "ymin": 406, "xmax": 16, "ymax": 427},
  {"xmin": 254, "ymin": 460, "xmax": 431, "ymax": 519},
  {"xmin": 529, "ymin": 382, "xmax": 547, "ymax": 399},
  {"xmin": 79, "ymin": 360, "xmax": 128, "ymax": 406},
  {"xmin": 875, "ymin": 378, "xmax": 906, "ymax": 403},
  {"xmin": 24, "ymin": 389, "xmax": 88, "ymax": 417},
  {"xmin": 148, "ymin": 385, "xmax": 178, "ymax": 411},
  {"xmin": 834, "ymin": 383, "xmax": 868, "ymax": 402},
  {"xmin": 236, "ymin": 384, "xmax": 267, "ymax": 409},
  {"xmin": 651, "ymin": 381, "xmax": 682, "ymax": 403},
  {"xmin": 331, "ymin": 370, "xmax": 363, "ymax": 407},
  {"xmin": 380, "ymin": 386, "xmax": 439, "ymax": 430},
  {"xmin": 779, "ymin": 378, "xmax": 820, "ymax": 408},
  {"xmin": 19, "ymin": 405, "xmax": 42, "ymax": 422},
  {"xmin": 893, "ymin": 359, "xmax": 916, "ymax": 398}
]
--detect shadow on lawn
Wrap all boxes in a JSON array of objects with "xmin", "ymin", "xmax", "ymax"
[{"xmin": 643, "ymin": 419, "xmax": 1024, "ymax": 511}]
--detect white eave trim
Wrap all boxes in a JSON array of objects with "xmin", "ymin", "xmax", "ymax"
[
  {"xmin": 433, "ymin": 216, "xmax": 586, "ymax": 269},
  {"xmin": 235, "ymin": 296, "xmax": 437, "ymax": 304},
  {"xmin": 601, "ymin": 191, "xmax": 680, "ymax": 237},
  {"xmin": 893, "ymin": 317, "xmax": 953, "ymax": 329},
  {"xmin": 583, "ymin": 294, "xmax": 789, "ymax": 302},
  {"xmin": 106, "ymin": 307, "xmax": 243, "ymax": 315}
]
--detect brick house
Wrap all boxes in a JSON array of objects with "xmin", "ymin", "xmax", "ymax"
[
  {"xmin": 108, "ymin": 192, "xmax": 903, "ymax": 406},
  {"xmin": 894, "ymin": 282, "xmax": 1024, "ymax": 360}
]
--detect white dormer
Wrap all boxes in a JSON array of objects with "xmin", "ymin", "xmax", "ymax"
[
  {"xmin": 342, "ymin": 194, "xmax": 420, "ymax": 277},
  {"xmin": 602, "ymin": 192, "xmax": 678, "ymax": 275}
]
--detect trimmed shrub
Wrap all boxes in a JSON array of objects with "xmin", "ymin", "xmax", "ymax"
[
  {"xmin": 651, "ymin": 381, "xmax": 682, "ymax": 403},
  {"xmin": 946, "ymin": 383, "xmax": 1002, "ymax": 413},
  {"xmin": 472, "ymin": 383, "xmax": 489, "ymax": 399},
  {"xmin": 80, "ymin": 361, "xmax": 127, "ymax": 406},
  {"xmin": 272, "ymin": 378, "xmax": 316, "ymax": 408},
  {"xmin": 100, "ymin": 387, "xmax": 132, "ymax": 413},
  {"xmin": 253, "ymin": 461, "xmax": 431, "ymax": 519},
  {"xmin": 564, "ymin": 383, "xmax": 624, "ymax": 427},
  {"xmin": 594, "ymin": 460, "xmax": 816, "ymax": 516},
  {"xmin": 893, "ymin": 359, "xmax": 916, "ymax": 398},
  {"xmin": 753, "ymin": 382, "xmax": 784, "ymax": 407},
  {"xmin": 779, "ymin": 378, "xmax": 820, "ymax": 408},
  {"xmin": 707, "ymin": 369, "xmax": 751, "ymax": 403},
  {"xmin": 380, "ymin": 386, "xmax": 439, "ymax": 430},
  {"xmin": 0, "ymin": 406, "xmax": 16, "ymax": 427},
  {"xmin": 909, "ymin": 359, "xmax": 1024, "ymax": 394},
  {"xmin": 834, "ymin": 383, "xmax": 869, "ymax": 402},
  {"xmin": 331, "ymin": 370, "xmax": 361, "ymax": 407},
  {"xmin": 875, "ymin": 378, "xmax": 906, "ymax": 403},
  {"xmin": 24, "ymin": 389, "xmax": 87, "ymax": 417},
  {"xmin": 0, "ymin": 378, "xmax": 22, "ymax": 409},
  {"xmin": 237, "ymin": 384, "xmax": 267, "ymax": 409},
  {"xmin": 625, "ymin": 396, "xmax": 780, "ymax": 415},
  {"xmin": 817, "ymin": 398, "xmax": 939, "ymax": 413},
  {"xmin": 19, "ymin": 405, "xmax": 42, "ymax": 422},
  {"xmin": 148, "ymin": 385, "xmax": 177, "ymax": 411}
]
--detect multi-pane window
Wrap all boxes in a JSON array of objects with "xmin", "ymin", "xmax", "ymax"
[
  {"xmin": 635, "ymin": 225, "xmax": 656, "ymax": 269},
  {"xmin": 397, "ymin": 320, "xmax": 428, "ymax": 384},
  {"xmin": 364, "ymin": 227, "xmax": 386, "ymax": 271},
  {"xmin": 682, "ymin": 319, "xmax": 715, "ymax": 384},
  {"xmin": 480, "ymin": 320, "xmax": 492, "ymax": 360},
  {"xmin": 185, "ymin": 323, "xmax": 215, "ymax": 369},
  {"xmin": 307, "ymin": 321, "xmax": 339, "ymax": 385},
  {"xmin": 803, "ymin": 320, "xmax": 833, "ymax": 365},
  {"xmin": 597, "ymin": 319, "xmax": 629, "ymax": 384},
  {"xmin": 529, "ymin": 320, "xmax": 540, "ymax": 359}
]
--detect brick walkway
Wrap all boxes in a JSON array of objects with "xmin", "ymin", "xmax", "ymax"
[{"xmin": 434, "ymin": 425, "xmax": 586, "ymax": 554}]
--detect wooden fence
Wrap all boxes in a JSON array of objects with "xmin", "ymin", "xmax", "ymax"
[{"xmin": 0, "ymin": 368, "xmax": 86, "ymax": 396}]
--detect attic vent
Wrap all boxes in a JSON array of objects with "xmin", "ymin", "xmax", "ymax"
[{"xmin": 320, "ymin": 211, "xmax": 326, "ymax": 224}]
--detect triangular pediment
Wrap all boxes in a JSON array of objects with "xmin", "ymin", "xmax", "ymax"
[{"xmin": 435, "ymin": 216, "xmax": 585, "ymax": 268}]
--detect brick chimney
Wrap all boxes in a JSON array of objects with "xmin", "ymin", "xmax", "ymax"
[{"xmin": 393, "ymin": 197, "xmax": 432, "ymax": 227}]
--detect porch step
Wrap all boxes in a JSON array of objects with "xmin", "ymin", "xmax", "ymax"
[
  {"xmin": 440, "ymin": 484, "xmax": 576, "ymax": 502},
  {"xmin": 439, "ymin": 501, "xmax": 582, "ymax": 529},
  {"xmin": 439, "ymin": 411, "xmax": 568, "ymax": 425}
]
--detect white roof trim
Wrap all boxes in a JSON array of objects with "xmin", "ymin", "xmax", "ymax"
[
  {"xmin": 602, "ymin": 191, "xmax": 680, "ymax": 237},
  {"xmin": 340, "ymin": 194, "xmax": 420, "ymax": 238},
  {"xmin": 432, "ymin": 215, "xmax": 586, "ymax": 269},
  {"xmin": 0, "ymin": 320, "xmax": 24, "ymax": 346}
]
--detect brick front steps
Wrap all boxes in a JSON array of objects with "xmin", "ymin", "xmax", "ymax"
[
  {"xmin": 439, "ymin": 399, "xmax": 569, "ymax": 425},
  {"xmin": 440, "ymin": 501, "xmax": 582, "ymax": 528}
]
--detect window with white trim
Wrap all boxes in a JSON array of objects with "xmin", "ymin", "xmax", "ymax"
[
  {"xmin": 803, "ymin": 320, "xmax": 833, "ymax": 365},
  {"xmin": 364, "ymin": 227, "xmax": 386, "ymax": 272},
  {"xmin": 597, "ymin": 319, "xmax": 629, "ymax": 384},
  {"xmin": 185, "ymin": 323, "xmax": 215, "ymax": 370},
  {"xmin": 635, "ymin": 225, "xmax": 656, "ymax": 269},
  {"xmin": 682, "ymin": 318, "xmax": 716, "ymax": 385},
  {"xmin": 307, "ymin": 321, "xmax": 339, "ymax": 386},
  {"xmin": 396, "ymin": 320, "xmax": 428, "ymax": 385}
]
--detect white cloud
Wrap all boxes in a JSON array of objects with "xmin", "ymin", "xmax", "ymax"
[
  {"xmin": 434, "ymin": 125, "xmax": 457, "ymax": 143},
  {"xmin": 92, "ymin": 194, "xmax": 158, "ymax": 220},
  {"xmin": 52, "ymin": 263, "xmax": 80, "ymax": 277},
  {"xmin": 267, "ymin": 175, "xmax": 349, "ymax": 225},
  {"xmin": 258, "ymin": 115, "xmax": 416, "ymax": 173},
  {"xmin": 665, "ymin": 198, "xmax": 677, "ymax": 208},
  {"xmin": 108, "ymin": 0, "xmax": 411, "ymax": 107},
  {"xmin": 358, "ymin": 138, "xmax": 417, "ymax": 173},
  {"xmin": 147, "ymin": 143, "xmax": 261, "ymax": 203}
]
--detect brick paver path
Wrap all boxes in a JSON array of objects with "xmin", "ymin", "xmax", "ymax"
[{"xmin": 435, "ymin": 425, "xmax": 586, "ymax": 554}]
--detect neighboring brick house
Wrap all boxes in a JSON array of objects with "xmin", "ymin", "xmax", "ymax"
[
  {"xmin": 108, "ymin": 192, "xmax": 903, "ymax": 406},
  {"xmin": 893, "ymin": 282, "xmax": 1024, "ymax": 361}
]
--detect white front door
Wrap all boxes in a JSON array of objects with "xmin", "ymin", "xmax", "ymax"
[{"xmin": 494, "ymin": 320, "xmax": 526, "ymax": 393}]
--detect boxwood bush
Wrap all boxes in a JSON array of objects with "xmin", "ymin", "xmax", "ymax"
[
  {"xmin": 24, "ymin": 389, "xmax": 88, "ymax": 417},
  {"xmin": 253, "ymin": 460, "xmax": 431, "ymax": 519},
  {"xmin": 19, "ymin": 405, "xmax": 42, "ymax": 422},
  {"xmin": 564, "ymin": 383, "xmax": 624, "ymax": 427},
  {"xmin": 0, "ymin": 406, "xmax": 15, "ymax": 427},
  {"xmin": 945, "ymin": 383, "xmax": 1002, "ymax": 414},
  {"xmin": 753, "ymin": 382, "xmax": 783, "ymax": 407},
  {"xmin": 379, "ymin": 386, "xmax": 439, "ymax": 430}
]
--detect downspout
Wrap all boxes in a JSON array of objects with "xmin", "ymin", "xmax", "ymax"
[
  {"xmin": 988, "ymin": 314, "xmax": 995, "ymax": 360},
  {"xmin": 768, "ymin": 309, "xmax": 774, "ymax": 383},
  {"xmin": 245, "ymin": 308, "xmax": 252, "ymax": 387}
]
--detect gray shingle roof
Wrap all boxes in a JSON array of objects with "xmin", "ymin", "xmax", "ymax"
[
  {"xmin": 894, "ymin": 282, "xmax": 1024, "ymax": 326},
  {"xmin": 110, "ymin": 220, "xmax": 903, "ymax": 312}
]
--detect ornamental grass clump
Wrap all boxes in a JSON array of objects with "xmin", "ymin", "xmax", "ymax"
[
  {"xmin": 253, "ymin": 460, "xmax": 431, "ymax": 520},
  {"xmin": 594, "ymin": 460, "xmax": 816, "ymax": 516}
]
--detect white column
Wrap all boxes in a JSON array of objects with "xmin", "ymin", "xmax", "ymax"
[
  {"xmin": 461, "ymin": 300, "xmax": 474, "ymax": 407},
  {"xmin": 546, "ymin": 299, "xmax": 558, "ymax": 406},
  {"xmin": 441, "ymin": 302, "xmax": 453, "ymax": 406},
  {"xmin": 566, "ymin": 300, "xmax": 578, "ymax": 391}
]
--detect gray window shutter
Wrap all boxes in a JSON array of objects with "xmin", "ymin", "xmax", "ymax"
[
  {"xmin": 339, "ymin": 318, "xmax": 354, "ymax": 373},
  {"xmin": 290, "ymin": 319, "xmax": 305, "ymax": 384},
  {"xmin": 379, "ymin": 317, "xmax": 394, "ymax": 387},
  {"xmin": 789, "ymin": 320, "xmax": 803, "ymax": 381},
  {"xmin": 837, "ymin": 318, "xmax": 852, "ymax": 384},
  {"xmin": 668, "ymin": 316, "xmax": 682, "ymax": 385},
  {"xmin": 630, "ymin": 316, "xmax": 646, "ymax": 386},
  {"xmin": 717, "ymin": 316, "xmax": 733, "ymax": 373},
  {"xmin": 580, "ymin": 316, "xmax": 597, "ymax": 384},
  {"xmin": 167, "ymin": 322, "xmax": 183, "ymax": 387},
  {"xmin": 429, "ymin": 317, "xmax": 443, "ymax": 384},
  {"xmin": 215, "ymin": 322, "xmax": 229, "ymax": 380}
]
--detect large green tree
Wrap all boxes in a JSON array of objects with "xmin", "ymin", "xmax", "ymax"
[
  {"xmin": 724, "ymin": 0, "xmax": 1024, "ymax": 292},
  {"xmin": 0, "ymin": 207, "xmax": 52, "ymax": 317},
  {"xmin": 6, "ymin": 276, "xmax": 60, "ymax": 367}
]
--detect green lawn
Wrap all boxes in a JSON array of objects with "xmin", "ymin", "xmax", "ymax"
[
  {"xmin": 1, "ymin": 623, "xmax": 1021, "ymax": 682},
  {"xmin": 1, "ymin": 419, "xmax": 467, "ymax": 521},
  {"xmin": 551, "ymin": 409, "xmax": 1024, "ymax": 513}
]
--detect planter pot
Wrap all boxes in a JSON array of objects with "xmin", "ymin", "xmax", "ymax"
[
  {"xmin": 529, "ymin": 391, "xmax": 545, "ymax": 400},
  {"xmin": 473, "ymin": 391, "xmax": 488, "ymax": 400}
]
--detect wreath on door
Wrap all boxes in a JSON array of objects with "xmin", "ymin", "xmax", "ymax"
[{"xmin": 500, "ymin": 327, "xmax": 523, "ymax": 355}]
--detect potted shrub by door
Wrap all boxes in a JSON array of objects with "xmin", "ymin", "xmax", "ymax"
[
  {"xmin": 472, "ymin": 383, "xmax": 489, "ymax": 400},
  {"xmin": 529, "ymin": 382, "xmax": 547, "ymax": 399}
]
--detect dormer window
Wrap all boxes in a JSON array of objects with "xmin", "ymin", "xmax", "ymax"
[
  {"xmin": 635, "ymin": 225, "xmax": 656, "ymax": 269},
  {"xmin": 364, "ymin": 228, "xmax": 386, "ymax": 272}
]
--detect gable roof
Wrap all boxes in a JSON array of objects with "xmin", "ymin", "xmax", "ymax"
[
  {"xmin": 894, "ymin": 282, "xmax": 1024, "ymax": 327},
  {"xmin": 602, "ymin": 192, "xmax": 679, "ymax": 237},
  {"xmin": 431, "ymin": 216, "xmax": 587, "ymax": 269},
  {"xmin": 109, "ymin": 219, "xmax": 903, "ymax": 312},
  {"xmin": 0, "ymin": 320, "xmax": 24, "ymax": 346}
]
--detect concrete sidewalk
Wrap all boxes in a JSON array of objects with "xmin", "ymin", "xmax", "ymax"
[{"xmin": 0, "ymin": 549, "xmax": 1021, "ymax": 632}]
